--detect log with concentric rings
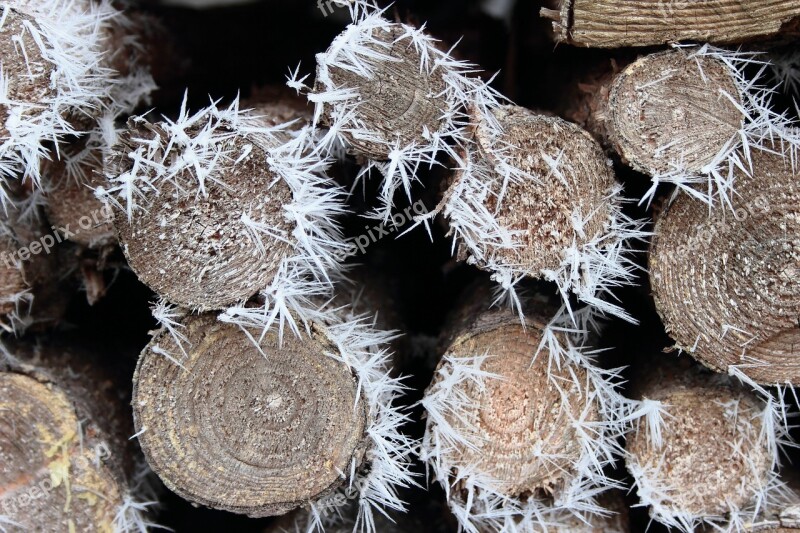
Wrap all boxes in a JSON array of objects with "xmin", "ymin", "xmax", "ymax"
[
  {"xmin": 650, "ymin": 150, "xmax": 800, "ymax": 384},
  {"xmin": 132, "ymin": 313, "xmax": 369, "ymax": 517}
]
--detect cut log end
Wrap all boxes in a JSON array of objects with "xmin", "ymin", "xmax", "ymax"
[
  {"xmin": 627, "ymin": 361, "xmax": 773, "ymax": 522},
  {"xmin": 0, "ymin": 372, "xmax": 123, "ymax": 531},
  {"xmin": 607, "ymin": 49, "xmax": 742, "ymax": 176},
  {"xmin": 449, "ymin": 105, "xmax": 617, "ymax": 277},
  {"xmin": 316, "ymin": 23, "xmax": 449, "ymax": 160},
  {"xmin": 650, "ymin": 151, "xmax": 800, "ymax": 384},
  {"xmin": 428, "ymin": 305, "xmax": 597, "ymax": 500},
  {"xmin": 132, "ymin": 314, "xmax": 368, "ymax": 517},
  {"xmin": 110, "ymin": 119, "xmax": 295, "ymax": 311}
]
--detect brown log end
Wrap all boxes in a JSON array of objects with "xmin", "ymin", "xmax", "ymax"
[
  {"xmin": 627, "ymin": 359, "xmax": 772, "ymax": 523},
  {"xmin": 427, "ymin": 305, "xmax": 598, "ymax": 500},
  {"xmin": 108, "ymin": 116, "xmax": 296, "ymax": 311},
  {"xmin": 650, "ymin": 151, "xmax": 800, "ymax": 384},
  {"xmin": 608, "ymin": 49, "xmax": 742, "ymax": 176},
  {"xmin": 0, "ymin": 372, "xmax": 124, "ymax": 531},
  {"xmin": 315, "ymin": 23, "xmax": 449, "ymax": 160},
  {"xmin": 132, "ymin": 313, "xmax": 368, "ymax": 517},
  {"xmin": 447, "ymin": 105, "xmax": 617, "ymax": 277}
]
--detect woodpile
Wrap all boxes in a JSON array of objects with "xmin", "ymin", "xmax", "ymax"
[{"xmin": 0, "ymin": 0, "xmax": 798, "ymax": 532}]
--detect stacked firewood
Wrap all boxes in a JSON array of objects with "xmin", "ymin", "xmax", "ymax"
[{"xmin": 0, "ymin": 0, "xmax": 798, "ymax": 532}]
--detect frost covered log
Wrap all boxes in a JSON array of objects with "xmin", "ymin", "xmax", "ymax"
[
  {"xmin": 541, "ymin": 0, "xmax": 800, "ymax": 47},
  {"xmin": 132, "ymin": 313, "xmax": 367, "ymax": 517},
  {"xmin": 306, "ymin": 9, "xmax": 501, "ymax": 214},
  {"xmin": 575, "ymin": 50, "xmax": 741, "ymax": 184},
  {"xmin": 0, "ymin": 341, "xmax": 156, "ymax": 531},
  {"xmin": 312, "ymin": 21, "xmax": 449, "ymax": 161},
  {"xmin": 104, "ymin": 98, "xmax": 347, "ymax": 313},
  {"xmin": 0, "ymin": 0, "xmax": 158, "ymax": 199},
  {"xmin": 566, "ymin": 47, "xmax": 800, "ymax": 206},
  {"xmin": 420, "ymin": 283, "xmax": 630, "ymax": 531},
  {"xmin": 625, "ymin": 354, "xmax": 787, "ymax": 531},
  {"xmin": 442, "ymin": 104, "xmax": 644, "ymax": 320},
  {"xmin": 133, "ymin": 306, "xmax": 413, "ymax": 524},
  {"xmin": 650, "ymin": 151, "xmax": 800, "ymax": 385}
]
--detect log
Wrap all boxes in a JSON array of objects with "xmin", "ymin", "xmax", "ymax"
[
  {"xmin": 542, "ymin": 0, "xmax": 800, "ymax": 48},
  {"xmin": 441, "ymin": 104, "xmax": 638, "ymax": 318},
  {"xmin": 650, "ymin": 150, "xmax": 800, "ymax": 384},
  {"xmin": 104, "ymin": 99, "xmax": 329, "ymax": 311},
  {"xmin": 0, "ymin": 0, "xmax": 158, "ymax": 190},
  {"xmin": 0, "ymin": 341, "xmax": 153, "ymax": 531},
  {"xmin": 421, "ymin": 283, "xmax": 626, "ymax": 530},
  {"xmin": 132, "ymin": 313, "xmax": 369, "ymax": 517},
  {"xmin": 0, "ymin": 205, "xmax": 71, "ymax": 332},
  {"xmin": 626, "ymin": 354, "xmax": 777, "ymax": 531},
  {"xmin": 566, "ymin": 49, "xmax": 744, "ymax": 183},
  {"xmin": 312, "ymin": 21, "xmax": 450, "ymax": 160}
]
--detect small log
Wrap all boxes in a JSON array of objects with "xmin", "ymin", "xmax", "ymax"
[
  {"xmin": 313, "ymin": 21, "xmax": 450, "ymax": 160},
  {"xmin": 421, "ymin": 283, "xmax": 624, "ymax": 529},
  {"xmin": 626, "ymin": 354, "xmax": 775, "ymax": 530},
  {"xmin": 0, "ymin": 341, "xmax": 147, "ymax": 531},
  {"xmin": 567, "ymin": 49, "xmax": 744, "ymax": 180},
  {"xmin": 650, "ymin": 150, "xmax": 800, "ymax": 384},
  {"xmin": 543, "ymin": 0, "xmax": 800, "ymax": 48},
  {"xmin": 429, "ymin": 305, "xmax": 594, "ymax": 496},
  {"xmin": 132, "ymin": 313, "xmax": 369, "ymax": 517},
  {"xmin": 105, "ymin": 101, "xmax": 311, "ymax": 311},
  {"xmin": 442, "ymin": 105, "xmax": 625, "ymax": 302}
]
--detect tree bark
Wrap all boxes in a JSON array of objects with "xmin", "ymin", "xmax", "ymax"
[
  {"xmin": 542, "ymin": 0, "xmax": 800, "ymax": 48},
  {"xmin": 650, "ymin": 150, "xmax": 800, "ymax": 384},
  {"xmin": 132, "ymin": 312, "xmax": 369, "ymax": 517}
]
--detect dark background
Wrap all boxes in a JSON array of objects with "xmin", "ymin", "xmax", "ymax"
[{"xmin": 53, "ymin": 0, "xmax": 800, "ymax": 531}]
